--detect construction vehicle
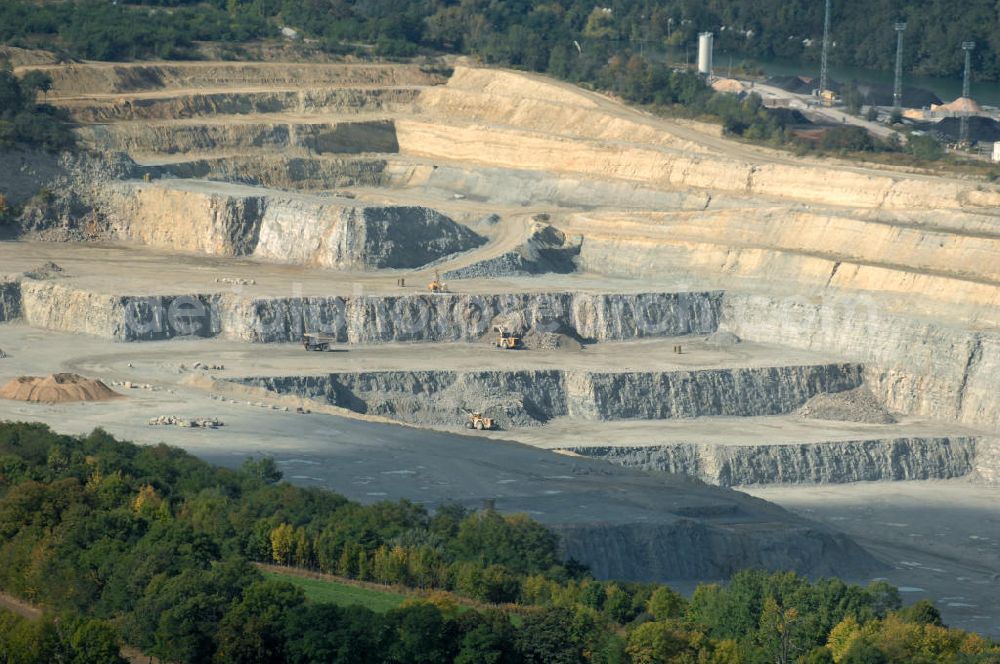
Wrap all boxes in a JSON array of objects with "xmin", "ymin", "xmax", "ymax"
[
  {"xmin": 493, "ymin": 325, "xmax": 522, "ymax": 350},
  {"xmin": 302, "ymin": 332, "xmax": 337, "ymax": 351},
  {"xmin": 465, "ymin": 411, "xmax": 496, "ymax": 430},
  {"xmin": 428, "ymin": 269, "xmax": 448, "ymax": 293}
]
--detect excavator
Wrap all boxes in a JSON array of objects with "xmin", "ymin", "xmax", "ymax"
[
  {"xmin": 465, "ymin": 411, "xmax": 497, "ymax": 430},
  {"xmin": 428, "ymin": 269, "xmax": 448, "ymax": 293}
]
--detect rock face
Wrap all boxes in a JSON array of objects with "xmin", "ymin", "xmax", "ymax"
[
  {"xmin": 241, "ymin": 363, "xmax": 862, "ymax": 428},
  {"xmin": 565, "ymin": 365, "xmax": 863, "ymax": 420},
  {"xmin": 0, "ymin": 280, "xmax": 21, "ymax": 322},
  {"xmin": 65, "ymin": 88, "xmax": 423, "ymax": 123},
  {"xmin": 722, "ymin": 294, "xmax": 1000, "ymax": 431},
  {"xmin": 572, "ymin": 437, "xmax": 980, "ymax": 487},
  {"xmin": 102, "ymin": 182, "xmax": 485, "ymax": 269},
  {"xmin": 555, "ymin": 520, "xmax": 879, "ymax": 581},
  {"xmin": 12, "ymin": 287, "xmax": 723, "ymax": 343},
  {"xmin": 79, "ymin": 119, "xmax": 400, "ymax": 156},
  {"xmin": 226, "ymin": 291, "xmax": 723, "ymax": 344}
]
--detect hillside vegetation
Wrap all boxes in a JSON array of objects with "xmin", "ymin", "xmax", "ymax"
[
  {"xmin": 0, "ymin": 63, "xmax": 74, "ymax": 152},
  {"xmin": 1, "ymin": 0, "xmax": 998, "ymax": 80},
  {"xmin": 0, "ymin": 422, "xmax": 997, "ymax": 663}
]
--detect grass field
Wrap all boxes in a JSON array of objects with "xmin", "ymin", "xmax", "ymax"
[{"xmin": 263, "ymin": 571, "xmax": 408, "ymax": 613}]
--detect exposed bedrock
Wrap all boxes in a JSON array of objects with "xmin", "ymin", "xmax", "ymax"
[
  {"xmin": 14, "ymin": 288, "xmax": 722, "ymax": 343},
  {"xmin": 564, "ymin": 365, "xmax": 863, "ymax": 420},
  {"xmin": 243, "ymin": 371, "xmax": 566, "ymax": 427},
  {"xmin": 27, "ymin": 62, "xmax": 446, "ymax": 97},
  {"xmin": 102, "ymin": 183, "xmax": 484, "ymax": 269},
  {"xmin": 571, "ymin": 437, "xmax": 979, "ymax": 487},
  {"xmin": 79, "ymin": 120, "xmax": 400, "ymax": 156},
  {"xmin": 556, "ymin": 520, "xmax": 880, "ymax": 581},
  {"xmin": 0, "ymin": 279, "xmax": 22, "ymax": 322},
  {"xmin": 64, "ymin": 88, "xmax": 422, "ymax": 123},
  {"xmin": 152, "ymin": 156, "xmax": 389, "ymax": 190},
  {"xmin": 721, "ymin": 294, "xmax": 1000, "ymax": 431},
  {"xmin": 226, "ymin": 291, "xmax": 722, "ymax": 344},
  {"xmin": 241, "ymin": 363, "xmax": 861, "ymax": 427},
  {"xmin": 19, "ymin": 282, "xmax": 223, "ymax": 341}
]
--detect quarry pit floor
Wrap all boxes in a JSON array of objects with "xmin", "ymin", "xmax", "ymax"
[{"xmin": 0, "ymin": 322, "xmax": 997, "ymax": 634}]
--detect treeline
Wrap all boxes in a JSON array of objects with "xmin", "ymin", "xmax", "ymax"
[
  {"xmin": 2, "ymin": 0, "xmax": 999, "ymax": 80},
  {"xmin": 0, "ymin": 63, "xmax": 75, "ymax": 152},
  {"xmin": 0, "ymin": 421, "xmax": 997, "ymax": 663}
]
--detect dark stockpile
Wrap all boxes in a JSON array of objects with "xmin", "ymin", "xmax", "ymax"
[
  {"xmin": 930, "ymin": 116, "xmax": 1000, "ymax": 143},
  {"xmin": 857, "ymin": 83, "xmax": 942, "ymax": 108}
]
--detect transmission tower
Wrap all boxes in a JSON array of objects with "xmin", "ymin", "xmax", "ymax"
[
  {"xmin": 960, "ymin": 41, "xmax": 975, "ymax": 146},
  {"xmin": 893, "ymin": 23, "xmax": 906, "ymax": 110},
  {"xmin": 820, "ymin": 0, "xmax": 831, "ymax": 93}
]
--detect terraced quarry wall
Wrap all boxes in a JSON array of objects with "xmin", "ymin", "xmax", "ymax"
[
  {"xmin": 572, "ymin": 437, "xmax": 981, "ymax": 486},
  {"xmin": 241, "ymin": 363, "xmax": 863, "ymax": 428},
  {"xmin": 9, "ymin": 287, "xmax": 722, "ymax": 343},
  {"xmin": 101, "ymin": 182, "xmax": 485, "ymax": 268},
  {"xmin": 722, "ymin": 294, "xmax": 1000, "ymax": 431}
]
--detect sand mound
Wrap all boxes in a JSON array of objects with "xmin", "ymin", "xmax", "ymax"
[
  {"xmin": 0, "ymin": 373, "xmax": 120, "ymax": 402},
  {"xmin": 799, "ymin": 386, "xmax": 895, "ymax": 424}
]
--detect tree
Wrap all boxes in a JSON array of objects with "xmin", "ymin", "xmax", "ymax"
[
  {"xmin": 907, "ymin": 135, "xmax": 943, "ymax": 161},
  {"xmin": 647, "ymin": 586, "xmax": 685, "ymax": 621},
  {"xmin": 626, "ymin": 621, "xmax": 695, "ymax": 664},
  {"xmin": 382, "ymin": 602, "xmax": 457, "ymax": 664},
  {"xmin": 241, "ymin": 457, "xmax": 282, "ymax": 484},
  {"xmin": 516, "ymin": 608, "xmax": 585, "ymax": 664},
  {"xmin": 270, "ymin": 523, "xmax": 295, "ymax": 565},
  {"xmin": 69, "ymin": 619, "xmax": 128, "ymax": 664},
  {"xmin": 214, "ymin": 580, "xmax": 305, "ymax": 664},
  {"xmin": 18, "ymin": 71, "xmax": 52, "ymax": 101}
]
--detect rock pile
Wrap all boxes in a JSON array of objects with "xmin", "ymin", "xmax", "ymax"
[
  {"xmin": 444, "ymin": 223, "xmax": 580, "ymax": 279},
  {"xmin": 216, "ymin": 277, "xmax": 256, "ymax": 286},
  {"xmin": 148, "ymin": 415, "xmax": 223, "ymax": 428},
  {"xmin": 0, "ymin": 349, "xmax": 7, "ymax": 359},
  {"xmin": 705, "ymin": 331, "xmax": 741, "ymax": 347},
  {"xmin": 799, "ymin": 386, "xmax": 896, "ymax": 424},
  {"xmin": 23, "ymin": 261, "xmax": 65, "ymax": 280},
  {"xmin": 0, "ymin": 373, "xmax": 119, "ymax": 402},
  {"xmin": 111, "ymin": 380, "xmax": 159, "ymax": 391}
]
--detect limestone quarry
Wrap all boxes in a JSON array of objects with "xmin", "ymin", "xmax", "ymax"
[{"xmin": 1, "ymin": 57, "xmax": 999, "ymax": 635}]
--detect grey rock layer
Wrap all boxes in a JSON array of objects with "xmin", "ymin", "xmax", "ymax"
[
  {"xmin": 0, "ymin": 279, "xmax": 22, "ymax": 322},
  {"xmin": 15, "ymin": 288, "xmax": 723, "ymax": 343},
  {"xmin": 556, "ymin": 520, "xmax": 880, "ymax": 581},
  {"xmin": 722, "ymin": 293, "xmax": 1000, "ymax": 431},
  {"xmin": 242, "ymin": 364, "xmax": 862, "ymax": 427},
  {"xmin": 571, "ymin": 437, "xmax": 980, "ymax": 486}
]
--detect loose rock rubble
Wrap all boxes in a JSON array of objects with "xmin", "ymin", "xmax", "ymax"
[
  {"xmin": 215, "ymin": 277, "xmax": 256, "ymax": 285},
  {"xmin": 799, "ymin": 386, "xmax": 897, "ymax": 424},
  {"xmin": 148, "ymin": 415, "xmax": 223, "ymax": 428},
  {"xmin": 112, "ymin": 380, "xmax": 159, "ymax": 391},
  {"xmin": 23, "ymin": 261, "xmax": 65, "ymax": 280}
]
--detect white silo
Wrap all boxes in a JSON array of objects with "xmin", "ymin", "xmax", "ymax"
[{"xmin": 697, "ymin": 32, "xmax": 714, "ymax": 76}]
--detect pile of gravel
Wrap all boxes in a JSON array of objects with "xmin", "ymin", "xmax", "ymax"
[
  {"xmin": 705, "ymin": 331, "xmax": 741, "ymax": 347},
  {"xmin": 444, "ymin": 223, "xmax": 580, "ymax": 280},
  {"xmin": 444, "ymin": 251, "xmax": 531, "ymax": 279},
  {"xmin": 799, "ymin": 386, "xmax": 896, "ymax": 424},
  {"xmin": 23, "ymin": 261, "xmax": 65, "ymax": 280}
]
